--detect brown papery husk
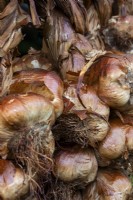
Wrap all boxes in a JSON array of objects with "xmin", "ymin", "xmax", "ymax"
[
  {"xmin": 111, "ymin": 0, "xmax": 133, "ymax": 16},
  {"xmin": 117, "ymin": 95, "xmax": 133, "ymax": 116},
  {"xmin": 85, "ymin": 4, "xmax": 105, "ymax": 50},
  {"xmin": 43, "ymin": 9, "xmax": 76, "ymax": 65},
  {"xmin": 53, "ymin": 145, "xmax": 98, "ymax": 186},
  {"xmin": 63, "ymin": 83, "xmax": 110, "ymax": 119},
  {"xmin": 83, "ymin": 169, "xmax": 132, "ymax": 200},
  {"xmin": 54, "ymin": 0, "xmax": 86, "ymax": 34},
  {"xmin": 86, "ymin": 4, "xmax": 100, "ymax": 35},
  {"xmin": 0, "ymin": 93, "xmax": 55, "ymax": 182},
  {"xmin": 112, "ymin": 113, "xmax": 133, "ymax": 152},
  {"xmin": 103, "ymin": 15, "xmax": 133, "ymax": 53},
  {"xmin": 98, "ymin": 119, "xmax": 126, "ymax": 160},
  {"xmin": 124, "ymin": 125, "xmax": 133, "ymax": 152},
  {"xmin": 12, "ymin": 50, "xmax": 53, "ymax": 73},
  {"xmin": 53, "ymin": 113, "xmax": 109, "ymax": 147},
  {"xmin": 60, "ymin": 50, "xmax": 86, "ymax": 81},
  {"xmin": 83, "ymin": 0, "xmax": 92, "ymax": 10},
  {"xmin": 8, "ymin": 69, "xmax": 64, "ymax": 117},
  {"xmin": 126, "ymin": 0, "xmax": 133, "ymax": 15},
  {"xmin": 0, "ymin": 159, "xmax": 30, "ymax": 200},
  {"xmin": 0, "ymin": 0, "xmax": 31, "ymax": 57},
  {"xmin": 93, "ymin": 0, "xmax": 113, "ymax": 27},
  {"xmin": 34, "ymin": 0, "xmax": 55, "ymax": 20},
  {"xmin": 94, "ymin": 149, "xmax": 111, "ymax": 167},
  {"xmin": 59, "ymin": 33, "xmax": 94, "ymax": 80},
  {"xmin": 84, "ymin": 53, "xmax": 133, "ymax": 108},
  {"xmin": 80, "ymin": 85, "xmax": 110, "ymax": 120},
  {"xmin": 0, "ymin": 57, "xmax": 13, "ymax": 97},
  {"xmin": 0, "ymin": 0, "xmax": 9, "ymax": 12},
  {"xmin": 72, "ymin": 34, "xmax": 93, "ymax": 56}
]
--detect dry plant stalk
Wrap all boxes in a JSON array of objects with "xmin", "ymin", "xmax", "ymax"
[
  {"xmin": 54, "ymin": 0, "xmax": 86, "ymax": 34},
  {"xmin": 85, "ymin": 4, "xmax": 105, "ymax": 50},
  {"xmin": 93, "ymin": 0, "xmax": 113, "ymax": 27},
  {"xmin": 0, "ymin": 0, "xmax": 31, "ymax": 57},
  {"xmin": 43, "ymin": 9, "xmax": 76, "ymax": 65}
]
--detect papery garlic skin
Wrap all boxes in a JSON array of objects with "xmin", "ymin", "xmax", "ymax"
[
  {"xmin": 98, "ymin": 119, "xmax": 126, "ymax": 160},
  {"xmin": 0, "ymin": 0, "xmax": 31, "ymax": 57},
  {"xmin": 0, "ymin": 160, "xmax": 29, "ymax": 200},
  {"xmin": 85, "ymin": 55, "xmax": 132, "ymax": 108},
  {"xmin": 54, "ymin": 146, "xmax": 98, "ymax": 185},
  {"xmin": 9, "ymin": 69, "xmax": 64, "ymax": 118},
  {"xmin": 83, "ymin": 169, "xmax": 132, "ymax": 200},
  {"xmin": 0, "ymin": 93, "xmax": 56, "ymax": 174}
]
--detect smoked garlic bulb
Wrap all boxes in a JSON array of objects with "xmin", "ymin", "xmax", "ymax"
[
  {"xmin": 98, "ymin": 119, "xmax": 126, "ymax": 160},
  {"xmin": 80, "ymin": 85, "xmax": 110, "ymax": 120},
  {"xmin": 9, "ymin": 69, "xmax": 64, "ymax": 117},
  {"xmin": 0, "ymin": 93, "xmax": 55, "ymax": 174},
  {"xmin": 53, "ymin": 112, "xmax": 109, "ymax": 147},
  {"xmin": 53, "ymin": 83, "xmax": 109, "ymax": 147},
  {"xmin": 54, "ymin": 146, "xmax": 98, "ymax": 185},
  {"xmin": 111, "ymin": 114, "xmax": 133, "ymax": 151},
  {"xmin": 125, "ymin": 125, "xmax": 133, "ymax": 151},
  {"xmin": 64, "ymin": 84, "xmax": 110, "ymax": 119},
  {"xmin": 0, "ymin": 160, "xmax": 29, "ymax": 200},
  {"xmin": 85, "ymin": 54, "xmax": 133, "ymax": 108},
  {"xmin": 83, "ymin": 169, "xmax": 132, "ymax": 200}
]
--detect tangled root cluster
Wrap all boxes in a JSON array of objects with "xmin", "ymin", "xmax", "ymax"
[
  {"xmin": 8, "ymin": 122, "xmax": 54, "ymax": 182},
  {"xmin": 53, "ymin": 113, "xmax": 109, "ymax": 147}
]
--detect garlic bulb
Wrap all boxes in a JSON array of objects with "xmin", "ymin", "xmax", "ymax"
[
  {"xmin": 103, "ymin": 15, "xmax": 133, "ymax": 53},
  {"xmin": 83, "ymin": 169, "xmax": 132, "ymax": 200},
  {"xmin": 125, "ymin": 125, "xmax": 133, "ymax": 151},
  {"xmin": 54, "ymin": 146, "xmax": 98, "ymax": 185},
  {"xmin": 98, "ymin": 57, "xmax": 130, "ymax": 107},
  {"xmin": 85, "ymin": 54, "xmax": 132, "ymax": 108},
  {"xmin": 53, "ymin": 113, "xmax": 109, "ymax": 147},
  {"xmin": 80, "ymin": 85, "xmax": 110, "ymax": 120},
  {"xmin": 94, "ymin": 149, "xmax": 111, "ymax": 167},
  {"xmin": 0, "ymin": 159, "xmax": 29, "ymax": 200},
  {"xmin": 9, "ymin": 69, "xmax": 64, "ymax": 117},
  {"xmin": 53, "ymin": 83, "xmax": 109, "ymax": 147},
  {"xmin": 0, "ymin": 93, "xmax": 55, "ymax": 174},
  {"xmin": 98, "ymin": 119, "xmax": 126, "ymax": 160}
]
